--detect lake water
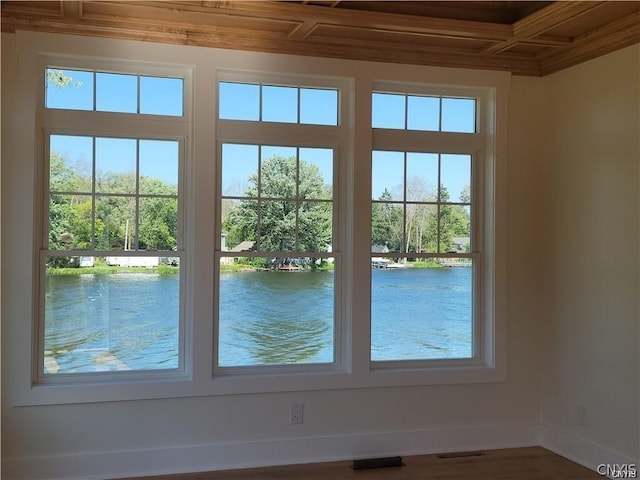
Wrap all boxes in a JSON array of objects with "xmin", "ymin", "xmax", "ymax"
[{"xmin": 44, "ymin": 267, "xmax": 472, "ymax": 373}]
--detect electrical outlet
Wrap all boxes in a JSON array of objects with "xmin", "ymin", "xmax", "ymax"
[{"xmin": 290, "ymin": 403, "xmax": 304, "ymax": 425}]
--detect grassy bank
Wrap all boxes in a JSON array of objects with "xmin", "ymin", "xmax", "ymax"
[
  {"xmin": 407, "ymin": 260, "xmax": 444, "ymax": 268},
  {"xmin": 48, "ymin": 260, "xmax": 440, "ymax": 275},
  {"xmin": 47, "ymin": 264, "xmax": 179, "ymax": 275}
]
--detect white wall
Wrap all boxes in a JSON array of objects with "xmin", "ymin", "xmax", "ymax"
[
  {"xmin": 2, "ymin": 31, "xmax": 637, "ymax": 480},
  {"xmin": 537, "ymin": 44, "xmax": 640, "ymax": 469}
]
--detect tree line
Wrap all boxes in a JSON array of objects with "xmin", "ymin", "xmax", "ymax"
[
  {"xmin": 223, "ymin": 155, "xmax": 332, "ymax": 269},
  {"xmin": 49, "ymin": 151, "xmax": 470, "ymax": 269},
  {"xmin": 223, "ymin": 155, "xmax": 471, "ymax": 261},
  {"xmin": 372, "ymin": 184, "xmax": 470, "ymax": 254},
  {"xmin": 49, "ymin": 152, "xmax": 178, "ymax": 265}
]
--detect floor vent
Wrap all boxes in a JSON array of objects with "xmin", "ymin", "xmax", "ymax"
[
  {"xmin": 351, "ymin": 456, "xmax": 405, "ymax": 470},
  {"xmin": 437, "ymin": 451, "xmax": 485, "ymax": 459}
]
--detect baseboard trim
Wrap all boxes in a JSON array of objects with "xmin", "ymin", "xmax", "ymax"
[
  {"xmin": 538, "ymin": 423, "xmax": 639, "ymax": 473},
  {"xmin": 4, "ymin": 423, "xmax": 538, "ymax": 480}
]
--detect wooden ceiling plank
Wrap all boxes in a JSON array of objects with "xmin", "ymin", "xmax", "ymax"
[
  {"xmin": 519, "ymin": 34, "xmax": 571, "ymax": 48},
  {"xmin": 1, "ymin": 0, "xmax": 636, "ymax": 78},
  {"xmin": 1, "ymin": 1, "xmax": 64, "ymax": 18},
  {"xmin": 538, "ymin": 11, "xmax": 640, "ymax": 75},
  {"xmin": 80, "ymin": 1, "xmax": 295, "ymax": 33},
  {"xmin": 61, "ymin": 1, "xmax": 82, "ymax": 19},
  {"xmin": 484, "ymin": 1, "xmax": 606, "ymax": 55},
  {"xmin": 0, "ymin": 8, "xmax": 540, "ymax": 76},
  {"xmin": 288, "ymin": 21, "xmax": 319, "ymax": 39},
  {"xmin": 134, "ymin": 0, "xmax": 514, "ymax": 41},
  {"xmin": 512, "ymin": 1, "xmax": 606, "ymax": 38}
]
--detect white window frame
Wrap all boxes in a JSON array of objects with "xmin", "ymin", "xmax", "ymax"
[
  {"xmin": 9, "ymin": 35, "xmax": 506, "ymax": 406},
  {"xmin": 370, "ymin": 81, "xmax": 485, "ymax": 369},
  {"xmin": 31, "ymin": 54, "xmax": 194, "ymax": 395},
  {"xmin": 213, "ymin": 70, "xmax": 350, "ymax": 378},
  {"xmin": 359, "ymin": 80, "xmax": 505, "ymax": 385}
]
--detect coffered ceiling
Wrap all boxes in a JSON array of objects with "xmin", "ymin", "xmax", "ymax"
[{"xmin": 2, "ymin": 1, "xmax": 639, "ymax": 76}]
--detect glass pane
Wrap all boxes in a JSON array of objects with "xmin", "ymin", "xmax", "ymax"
[
  {"xmin": 222, "ymin": 198, "xmax": 258, "ymax": 252},
  {"xmin": 300, "ymin": 88, "xmax": 338, "ymax": 125},
  {"xmin": 95, "ymin": 138, "xmax": 137, "ymax": 194},
  {"xmin": 44, "ymin": 256, "xmax": 180, "ymax": 374},
  {"xmin": 372, "ymin": 150, "xmax": 404, "ymax": 201},
  {"xmin": 299, "ymin": 147, "xmax": 333, "ymax": 200},
  {"xmin": 219, "ymin": 82, "xmax": 260, "ymax": 121},
  {"xmin": 260, "ymin": 146, "xmax": 297, "ymax": 198},
  {"xmin": 441, "ymin": 98, "xmax": 476, "ymax": 133},
  {"xmin": 218, "ymin": 257, "xmax": 334, "ymax": 366},
  {"xmin": 139, "ymin": 197, "xmax": 178, "ymax": 251},
  {"xmin": 440, "ymin": 154, "xmax": 471, "ymax": 203},
  {"xmin": 139, "ymin": 140, "xmax": 179, "ymax": 195},
  {"xmin": 46, "ymin": 69, "xmax": 94, "ymax": 111},
  {"xmin": 96, "ymin": 73, "xmax": 137, "ymax": 114},
  {"xmin": 372, "ymin": 93, "xmax": 405, "ymax": 129},
  {"xmin": 140, "ymin": 76, "xmax": 183, "ymax": 116},
  {"xmin": 371, "ymin": 202, "xmax": 403, "ymax": 253},
  {"xmin": 49, "ymin": 194, "xmax": 93, "ymax": 250},
  {"xmin": 95, "ymin": 196, "xmax": 136, "ymax": 250},
  {"xmin": 371, "ymin": 260, "xmax": 473, "ymax": 361},
  {"xmin": 407, "ymin": 95, "xmax": 439, "ymax": 131},
  {"xmin": 262, "ymin": 85, "xmax": 298, "ymax": 123},
  {"xmin": 259, "ymin": 200, "xmax": 296, "ymax": 251},
  {"xmin": 299, "ymin": 201, "xmax": 332, "ymax": 252},
  {"xmin": 406, "ymin": 152, "xmax": 438, "ymax": 201},
  {"xmin": 49, "ymin": 135, "xmax": 93, "ymax": 194},
  {"xmin": 221, "ymin": 144, "xmax": 259, "ymax": 197}
]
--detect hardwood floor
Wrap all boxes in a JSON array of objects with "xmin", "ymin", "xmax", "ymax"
[{"xmin": 116, "ymin": 447, "xmax": 603, "ymax": 480}]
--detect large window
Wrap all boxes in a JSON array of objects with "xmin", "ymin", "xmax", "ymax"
[
  {"xmin": 215, "ymin": 75, "xmax": 343, "ymax": 372},
  {"xmin": 370, "ymin": 86, "xmax": 483, "ymax": 366},
  {"xmin": 38, "ymin": 64, "xmax": 189, "ymax": 379},
  {"xmin": 23, "ymin": 47, "xmax": 503, "ymax": 403}
]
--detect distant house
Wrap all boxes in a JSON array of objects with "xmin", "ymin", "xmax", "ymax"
[
  {"xmin": 79, "ymin": 256, "xmax": 94, "ymax": 268},
  {"xmin": 371, "ymin": 244, "xmax": 389, "ymax": 254},
  {"xmin": 450, "ymin": 237, "xmax": 471, "ymax": 253},
  {"xmin": 371, "ymin": 244, "xmax": 391, "ymax": 268},
  {"xmin": 230, "ymin": 241, "xmax": 256, "ymax": 252},
  {"xmin": 105, "ymin": 256, "xmax": 160, "ymax": 267}
]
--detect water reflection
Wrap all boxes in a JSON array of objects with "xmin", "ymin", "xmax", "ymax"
[{"xmin": 218, "ymin": 270, "xmax": 334, "ymax": 366}]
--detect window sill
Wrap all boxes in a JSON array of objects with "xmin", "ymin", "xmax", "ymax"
[{"xmin": 14, "ymin": 362, "xmax": 505, "ymax": 406}]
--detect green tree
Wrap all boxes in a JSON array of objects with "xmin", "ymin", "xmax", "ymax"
[
  {"xmin": 48, "ymin": 153, "xmax": 87, "ymax": 262},
  {"xmin": 48, "ymin": 152, "xmax": 179, "ymax": 256},
  {"xmin": 138, "ymin": 176, "xmax": 178, "ymax": 250},
  {"xmin": 371, "ymin": 189, "xmax": 403, "ymax": 251},
  {"xmin": 224, "ymin": 155, "xmax": 332, "ymax": 265},
  {"xmin": 424, "ymin": 186, "xmax": 470, "ymax": 252}
]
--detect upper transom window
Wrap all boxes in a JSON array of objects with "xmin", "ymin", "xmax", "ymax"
[
  {"xmin": 372, "ymin": 92, "xmax": 476, "ymax": 133},
  {"xmin": 218, "ymin": 81, "xmax": 338, "ymax": 125},
  {"xmin": 45, "ymin": 68, "xmax": 184, "ymax": 116}
]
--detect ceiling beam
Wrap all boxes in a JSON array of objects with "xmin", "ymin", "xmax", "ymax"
[
  {"xmin": 484, "ymin": 1, "xmax": 605, "ymax": 55},
  {"xmin": 538, "ymin": 11, "xmax": 640, "ymax": 75},
  {"xmin": 1, "ymin": 0, "xmax": 636, "ymax": 77},
  {"xmin": 60, "ymin": 1, "xmax": 82, "ymax": 19},
  {"xmin": 148, "ymin": 1, "xmax": 515, "ymax": 42}
]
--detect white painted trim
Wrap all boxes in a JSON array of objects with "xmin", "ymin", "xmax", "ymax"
[
  {"xmin": 3, "ymin": 423, "xmax": 538, "ymax": 480},
  {"xmin": 538, "ymin": 423, "xmax": 639, "ymax": 474}
]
